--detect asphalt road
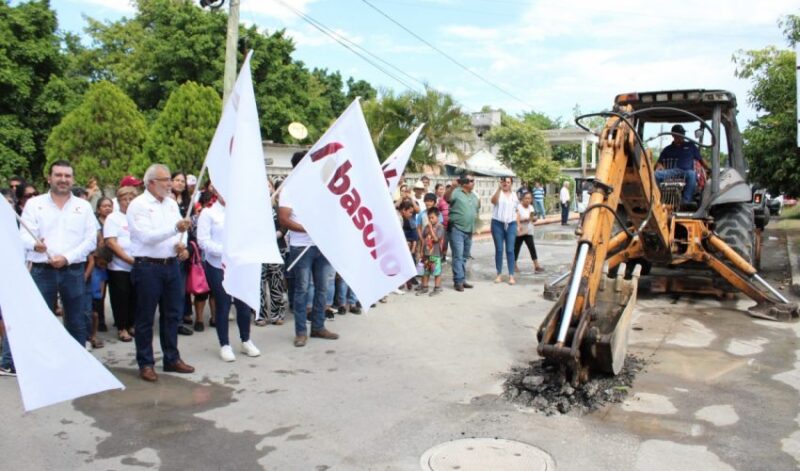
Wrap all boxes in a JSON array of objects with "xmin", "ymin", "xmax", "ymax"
[{"xmin": 1, "ymin": 222, "xmax": 798, "ymax": 470}]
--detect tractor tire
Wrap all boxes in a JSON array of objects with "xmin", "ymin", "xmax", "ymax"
[{"xmin": 712, "ymin": 202, "xmax": 755, "ymax": 265}]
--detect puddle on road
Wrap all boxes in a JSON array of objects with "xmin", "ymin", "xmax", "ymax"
[{"xmin": 73, "ymin": 368, "xmax": 270, "ymax": 470}]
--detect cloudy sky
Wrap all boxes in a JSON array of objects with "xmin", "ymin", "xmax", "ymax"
[{"xmin": 47, "ymin": 0, "xmax": 796, "ymax": 126}]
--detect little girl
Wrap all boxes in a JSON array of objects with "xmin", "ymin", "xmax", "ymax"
[{"xmin": 515, "ymin": 192, "xmax": 545, "ymax": 273}]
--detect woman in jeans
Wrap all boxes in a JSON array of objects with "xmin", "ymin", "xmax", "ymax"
[
  {"xmin": 197, "ymin": 185, "xmax": 261, "ymax": 362},
  {"xmin": 104, "ymin": 186, "xmax": 138, "ymax": 342},
  {"xmin": 490, "ymin": 177, "xmax": 519, "ymax": 285}
]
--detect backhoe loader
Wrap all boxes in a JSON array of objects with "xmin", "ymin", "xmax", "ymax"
[{"xmin": 537, "ymin": 89, "xmax": 798, "ymax": 385}]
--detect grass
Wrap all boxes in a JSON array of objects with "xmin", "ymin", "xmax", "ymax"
[{"xmin": 780, "ymin": 204, "xmax": 800, "ymax": 220}]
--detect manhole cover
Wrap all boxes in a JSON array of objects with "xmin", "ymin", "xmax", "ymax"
[{"xmin": 420, "ymin": 438, "xmax": 555, "ymax": 470}]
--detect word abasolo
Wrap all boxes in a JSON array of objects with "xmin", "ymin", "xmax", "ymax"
[{"xmin": 311, "ymin": 142, "xmax": 402, "ymax": 276}]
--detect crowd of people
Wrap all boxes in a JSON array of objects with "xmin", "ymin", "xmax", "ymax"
[{"xmin": 0, "ymin": 157, "xmax": 553, "ymax": 381}]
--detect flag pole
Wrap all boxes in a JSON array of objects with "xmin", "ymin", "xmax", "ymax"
[
  {"xmin": 15, "ymin": 212, "xmax": 53, "ymax": 259},
  {"xmin": 286, "ymin": 245, "xmax": 311, "ymax": 272}
]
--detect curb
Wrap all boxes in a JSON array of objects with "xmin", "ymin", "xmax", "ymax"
[{"xmin": 787, "ymin": 233, "xmax": 800, "ymax": 296}]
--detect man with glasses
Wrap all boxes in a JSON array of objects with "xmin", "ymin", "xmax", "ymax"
[
  {"xmin": 445, "ymin": 173, "xmax": 481, "ymax": 291},
  {"xmin": 20, "ymin": 160, "xmax": 97, "ymax": 347},
  {"xmin": 127, "ymin": 163, "xmax": 194, "ymax": 382}
]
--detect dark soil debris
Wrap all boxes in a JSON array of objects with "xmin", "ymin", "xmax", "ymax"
[{"xmin": 503, "ymin": 355, "xmax": 645, "ymax": 415}]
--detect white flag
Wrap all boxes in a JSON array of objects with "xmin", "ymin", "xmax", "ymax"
[
  {"xmin": 282, "ymin": 99, "xmax": 416, "ymax": 308},
  {"xmin": 0, "ymin": 199, "xmax": 123, "ymax": 411},
  {"xmin": 381, "ymin": 124, "xmax": 424, "ymax": 194},
  {"xmin": 205, "ymin": 51, "xmax": 283, "ymax": 311}
]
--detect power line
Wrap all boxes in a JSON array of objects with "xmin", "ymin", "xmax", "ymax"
[
  {"xmin": 272, "ymin": 0, "xmax": 423, "ymax": 93},
  {"xmin": 360, "ymin": 0, "xmax": 536, "ymax": 110}
]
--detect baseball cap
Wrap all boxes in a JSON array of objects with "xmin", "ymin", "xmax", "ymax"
[
  {"xmin": 187, "ymin": 174, "xmax": 197, "ymax": 186},
  {"xmin": 119, "ymin": 175, "xmax": 143, "ymax": 187},
  {"xmin": 671, "ymin": 124, "xmax": 686, "ymax": 135},
  {"xmin": 413, "ymin": 181, "xmax": 425, "ymax": 190}
]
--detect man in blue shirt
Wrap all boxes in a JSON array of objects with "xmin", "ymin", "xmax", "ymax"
[{"xmin": 654, "ymin": 124, "xmax": 707, "ymax": 204}]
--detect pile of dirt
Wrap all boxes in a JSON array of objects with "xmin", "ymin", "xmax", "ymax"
[{"xmin": 503, "ymin": 355, "xmax": 645, "ymax": 415}]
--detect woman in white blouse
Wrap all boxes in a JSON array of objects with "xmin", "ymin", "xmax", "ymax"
[
  {"xmin": 490, "ymin": 176, "xmax": 520, "ymax": 285},
  {"xmin": 197, "ymin": 185, "xmax": 261, "ymax": 362},
  {"xmin": 104, "ymin": 186, "xmax": 138, "ymax": 342}
]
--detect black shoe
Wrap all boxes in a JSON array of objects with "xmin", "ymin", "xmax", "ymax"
[
  {"xmin": 349, "ymin": 305, "xmax": 362, "ymax": 315},
  {"xmin": 209, "ymin": 318, "xmax": 216, "ymax": 328},
  {"xmin": 178, "ymin": 325, "xmax": 194, "ymax": 336},
  {"xmin": 325, "ymin": 309, "xmax": 336, "ymax": 320},
  {"xmin": 462, "ymin": 282, "xmax": 474, "ymax": 289},
  {"xmin": 337, "ymin": 306, "xmax": 347, "ymax": 315},
  {"xmin": 454, "ymin": 283, "xmax": 464, "ymax": 292},
  {"xmin": 183, "ymin": 316, "xmax": 193, "ymax": 325},
  {"xmin": 193, "ymin": 321, "xmax": 204, "ymax": 332}
]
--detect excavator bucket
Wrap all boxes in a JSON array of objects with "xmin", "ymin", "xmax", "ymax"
[{"xmin": 587, "ymin": 264, "xmax": 642, "ymax": 375}]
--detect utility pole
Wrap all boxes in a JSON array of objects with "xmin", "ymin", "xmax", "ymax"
[{"xmin": 222, "ymin": 0, "xmax": 240, "ymax": 104}]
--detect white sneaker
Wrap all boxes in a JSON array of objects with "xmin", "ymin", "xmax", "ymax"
[
  {"xmin": 241, "ymin": 340, "xmax": 261, "ymax": 357},
  {"xmin": 85, "ymin": 341, "xmax": 93, "ymax": 352},
  {"xmin": 392, "ymin": 288, "xmax": 405, "ymax": 295},
  {"xmin": 220, "ymin": 345, "xmax": 236, "ymax": 362}
]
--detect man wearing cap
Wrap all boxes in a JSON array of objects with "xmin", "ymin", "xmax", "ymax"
[
  {"xmin": 444, "ymin": 173, "xmax": 480, "ymax": 291},
  {"xmin": 655, "ymin": 124, "xmax": 707, "ymax": 204},
  {"xmin": 20, "ymin": 160, "xmax": 97, "ymax": 347},
  {"xmin": 127, "ymin": 163, "xmax": 194, "ymax": 382}
]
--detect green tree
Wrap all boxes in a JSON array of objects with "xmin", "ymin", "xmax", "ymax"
[
  {"xmin": 0, "ymin": 0, "xmax": 83, "ymax": 181},
  {"xmin": 362, "ymin": 90, "xmax": 417, "ymax": 162},
  {"xmin": 82, "ymin": 0, "xmax": 226, "ymax": 113},
  {"xmin": 80, "ymin": 0, "xmax": 375, "ymax": 144},
  {"xmin": 487, "ymin": 115, "xmax": 559, "ymax": 184},
  {"xmin": 733, "ymin": 14, "xmax": 799, "ymax": 195},
  {"xmin": 45, "ymin": 81, "xmax": 147, "ymax": 186},
  {"xmin": 347, "ymin": 77, "xmax": 377, "ymax": 102},
  {"xmin": 134, "ymin": 81, "xmax": 221, "ymax": 176},
  {"xmin": 410, "ymin": 87, "xmax": 474, "ymax": 168}
]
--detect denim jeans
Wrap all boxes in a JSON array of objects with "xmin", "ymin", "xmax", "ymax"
[
  {"xmin": 534, "ymin": 199, "xmax": 546, "ymax": 219},
  {"xmin": 84, "ymin": 278, "xmax": 93, "ymax": 337},
  {"xmin": 130, "ymin": 260, "xmax": 183, "ymax": 368},
  {"xmin": 306, "ymin": 271, "xmax": 336, "ymax": 309},
  {"xmin": 655, "ymin": 167, "xmax": 696, "ymax": 203},
  {"xmin": 561, "ymin": 202, "xmax": 570, "ymax": 224},
  {"xmin": 31, "ymin": 263, "xmax": 87, "ymax": 346},
  {"xmin": 335, "ymin": 276, "xmax": 358, "ymax": 306},
  {"xmin": 204, "ymin": 262, "xmax": 251, "ymax": 346},
  {"xmin": 290, "ymin": 245, "xmax": 334, "ymax": 336},
  {"xmin": 449, "ymin": 228, "xmax": 473, "ymax": 285},
  {"xmin": 491, "ymin": 219, "xmax": 517, "ymax": 276},
  {"xmin": 0, "ymin": 333, "xmax": 11, "ymax": 369}
]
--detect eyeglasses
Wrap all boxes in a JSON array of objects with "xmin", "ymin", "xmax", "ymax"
[{"xmin": 152, "ymin": 177, "xmax": 171, "ymax": 182}]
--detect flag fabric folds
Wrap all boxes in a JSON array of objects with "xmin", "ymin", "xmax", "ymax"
[
  {"xmin": 281, "ymin": 99, "xmax": 417, "ymax": 309},
  {"xmin": 381, "ymin": 124, "xmax": 424, "ymax": 194},
  {"xmin": 205, "ymin": 51, "xmax": 283, "ymax": 311},
  {"xmin": 0, "ymin": 199, "xmax": 124, "ymax": 411}
]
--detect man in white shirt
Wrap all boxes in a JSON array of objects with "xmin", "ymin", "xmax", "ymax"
[
  {"xmin": 559, "ymin": 181, "xmax": 571, "ymax": 225},
  {"xmin": 127, "ymin": 163, "xmax": 194, "ymax": 382},
  {"xmin": 278, "ymin": 151, "xmax": 338, "ymax": 348},
  {"xmin": 20, "ymin": 160, "xmax": 97, "ymax": 347}
]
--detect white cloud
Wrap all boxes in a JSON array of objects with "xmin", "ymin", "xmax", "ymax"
[
  {"xmin": 77, "ymin": 0, "xmax": 135, "ymax": 14},
  {"xmin": 430, "ymin": 0, "xmax": 792, "ymax": 121},
  {"xmin": 442, "ymin": 25, "xmax": 500, "ymax": 41},
  {"xmin": 240, "ymin": 0, "xmax": 316, "ymax": 23},
  {"xmin": 284, "ymin": 24, "xmax": 363, "ymax": 48}
]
